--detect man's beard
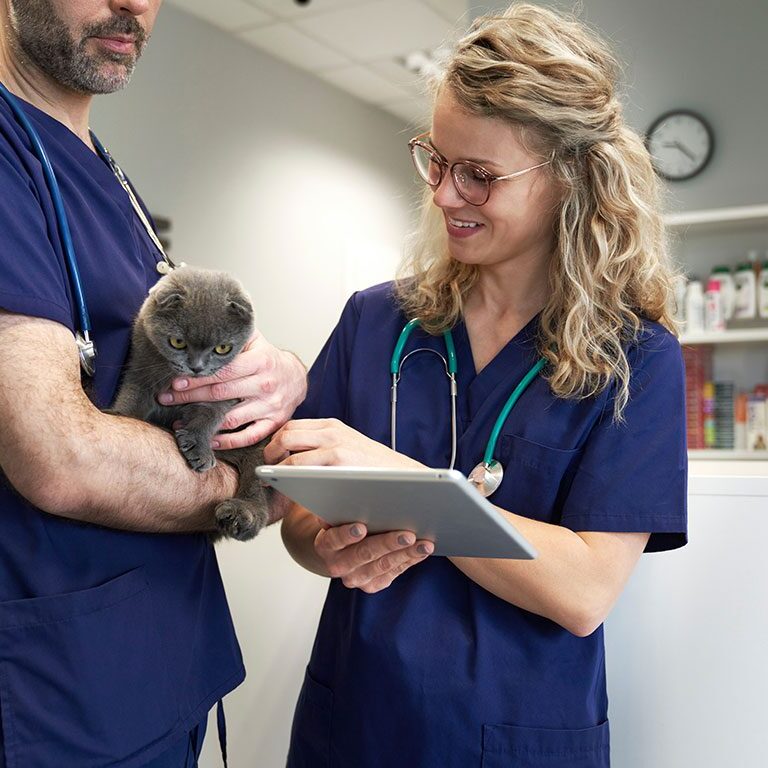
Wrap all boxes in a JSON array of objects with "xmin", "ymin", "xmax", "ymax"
[{"xmin": 9, "ymin": 0, "xmax": 148, "ymax": 94}]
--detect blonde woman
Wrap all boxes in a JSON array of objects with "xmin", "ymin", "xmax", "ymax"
[{"xmin": 267, "ymin": 4, "xmax": 687, "ymax": 766}]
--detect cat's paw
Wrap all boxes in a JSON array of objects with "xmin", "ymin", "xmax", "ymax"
[
  {"xmin": 215, "ymin": 499, "xmax": 269, "ymax": 542},
  {"xmin": 175, "ymin": 428, "xmax": 216, "ymax": 472}
]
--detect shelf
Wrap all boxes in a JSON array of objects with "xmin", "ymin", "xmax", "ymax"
[
  {"xmin": 680, "ymin": 327, "xmax": 768, "ymax": 345},
  {"xmin": 689, "ymin": 450, "xmax": 768, "ymax": 461},
  {"xmin": 664, "ymin": 203, "xmax": 768, "ymax": 232}
]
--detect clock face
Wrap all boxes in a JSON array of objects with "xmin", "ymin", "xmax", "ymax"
[{"xmin": 646, "ymin": 110, "xmax": 714, "ymax": 181}]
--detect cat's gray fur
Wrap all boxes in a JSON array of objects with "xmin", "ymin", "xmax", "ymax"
[{"xmin": 111, "ymin": 267, "xmax": 271, "ymax": 541}]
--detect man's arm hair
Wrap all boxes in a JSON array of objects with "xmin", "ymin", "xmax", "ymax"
[{"xmin": 0, "ymin": 311, "xmax": 238, "ymax": 532}]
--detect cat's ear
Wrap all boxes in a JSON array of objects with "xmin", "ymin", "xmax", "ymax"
[
  {"xmin": 154, "ymin": 290, "xmax": 185, "ymax": 311},
  {"xmin": 228, "ymin": 297, "xmax": 253, "ymax": 320}
]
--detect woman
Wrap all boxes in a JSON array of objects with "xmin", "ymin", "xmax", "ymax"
[{"xmin": 267, "ymin": 4, "xmax": 687, "ymax": 766}]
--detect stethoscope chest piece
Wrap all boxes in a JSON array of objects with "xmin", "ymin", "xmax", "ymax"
[
  {"xmin": 156, "ymin": 260, "xmax": 172, "ymax": 275},
  {"xmin": 469, "ymin": 460, "xmax": 504, "ymax": 498}
]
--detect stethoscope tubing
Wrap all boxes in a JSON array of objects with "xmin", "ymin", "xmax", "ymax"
[
  {"xmin": 0, "ymin": 81, "xmax": 91, "ymax": 335},
  {"xmin": 390, "ymin": 319, "xmax": 545, "ymax": 493}
]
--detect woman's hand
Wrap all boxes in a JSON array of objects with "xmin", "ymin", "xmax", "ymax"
[
  {"xmin": 264, "ymin": 418, "xmax": 423, "ymax": 468},
  {"xmin": 314, "ymin": 522, "xmax": 433, "ymax": 594},
  {"xmin": 157, "ymin": 330, "xmax": 307, "ymax": 448}
]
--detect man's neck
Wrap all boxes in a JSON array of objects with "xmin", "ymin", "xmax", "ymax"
[{"xmin": 0, "ymin": 47, "xmax": 94, "ymax": 148}]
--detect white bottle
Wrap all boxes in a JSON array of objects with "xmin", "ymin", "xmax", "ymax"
[
  {"xmin": 672, "ymin": 274, "xmax": 688, "ymax": 325},
  {"xmin": 733, "ymin": 262, "xmax": 757, "ymax": 320},
  {"xmin": 704, "ymin": 278, "xmax": 725, "ymax": 332},
  {"xmin": 709, "ymin": 266, "xmax": 734, "ymax": 321},
  {"xmin": 759, "ymin": 259, "xmax": 768, "ymax": 320},
  {"xmin": 685, "ymin": 279, "xmax": 705, "ymax": 334}
]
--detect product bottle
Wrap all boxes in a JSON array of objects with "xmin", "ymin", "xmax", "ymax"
[
  {"xmin": 684, "ymin": 278, "xmax": 705, "ymax": 333},
  {"xmin": 703, "ymin": 381, "xmax": 716, "ymax": 448},
  {"xmin": 735, "ymin": 393, "xmax": 748, "ymax": 451},
  {"xmin": 710, "ymin": 266, "xmax": 734, "ymax": 321},
  {"xmin": 759, "ymin": 259, "xmax": 768, "ymax": 320},
  {"xmin": 672, "ymin": 274, "xmax": 688, "ymax": 325},
  {"xmin": 704, "ymin": 278, "xmax": 725, "ymax": 332},
  {"xmin": 733, "ymin": 262, "xmax": 757, "ymax": 320}
]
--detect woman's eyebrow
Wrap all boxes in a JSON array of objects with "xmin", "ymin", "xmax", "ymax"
[{"xmin": 429, "ymin": 138, "xmax": 502, "ymax": 170}]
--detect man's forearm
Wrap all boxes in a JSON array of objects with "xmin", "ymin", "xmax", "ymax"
[{"xmin": 36, "ymin": 410, "xmax": 239, "ymax": 533}]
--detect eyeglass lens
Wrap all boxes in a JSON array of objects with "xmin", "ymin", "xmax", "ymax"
[{"xmin": 411, "ymin": 143, "xmax": 489, "ymax": 206}]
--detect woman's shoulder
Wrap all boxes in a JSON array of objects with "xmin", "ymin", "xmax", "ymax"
[
  {"xmin": 626, "ymin": 317, "xmax": 683, "ymax": 381},
  {"xmin": 348, "ymin": 280, "xmax": 402, "ymax": 317}
]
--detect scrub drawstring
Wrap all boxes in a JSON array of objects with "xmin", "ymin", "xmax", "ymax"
[{"xmin": 217, "ymin": 699, "xmax": 228, "ymax": 767}]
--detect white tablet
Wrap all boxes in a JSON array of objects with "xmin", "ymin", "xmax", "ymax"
[{"xmin": 256, "ymin": 466, "xmax": 537, "ymax": 560}]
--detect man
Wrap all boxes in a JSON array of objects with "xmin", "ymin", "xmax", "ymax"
[{"xmin": 0, "ymin": 1, "xmax": 306, "ymax": 765}]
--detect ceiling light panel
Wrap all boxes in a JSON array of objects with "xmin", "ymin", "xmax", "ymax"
[
  {"xmin": 168, "ymin": 0, "xmax": 274, "ymax": 31},
  {"xmin": 246, "ymin": 0, "xmax": 365, "ymax": 21},
  {"xmin": 238, "ymin": 23, "xmax": 352, "ymax": 70},
  {"xmin": 293, "ymin": 0, "xmax": 456, "ymax": 62}
]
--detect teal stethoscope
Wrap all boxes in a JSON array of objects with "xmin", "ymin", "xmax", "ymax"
[
  {"xmin": 0, "ymin": 81, "xmax": 182, "ymax": 377},
  {"xmin": 390, "ymin": 319, "xmax": 547, "ymax": 498}
]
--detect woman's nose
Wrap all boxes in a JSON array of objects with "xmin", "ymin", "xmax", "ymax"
[{"xmin": 432, "ymin": 169, "xmax": 465, "ymax": 210}]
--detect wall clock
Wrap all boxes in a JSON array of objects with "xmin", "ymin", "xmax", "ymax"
[{"xmin": 646, "ymin": 110, "xmax": 714, "ymax": 181}]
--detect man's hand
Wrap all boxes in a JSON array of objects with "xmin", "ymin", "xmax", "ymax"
[{"xmin": 157, "ymin": 330, "xmax": 307, "ymax": 449}]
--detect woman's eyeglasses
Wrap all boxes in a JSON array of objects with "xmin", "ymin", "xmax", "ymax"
[{"xmin": 408, "ymin": 132, "xmax": 552, "ymax": 207}]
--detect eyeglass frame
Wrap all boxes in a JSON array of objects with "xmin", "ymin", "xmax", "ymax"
[{"xmin": 408, "ymin": 131, "xmax": 553, "ymax": 206}]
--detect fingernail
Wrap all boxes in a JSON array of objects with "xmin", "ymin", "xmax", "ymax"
[
  {"xmin": 417, "ymin": 544, "xmax": 432, "ymax": 556},
  {"xmin": 174, "ymin": 378, "xmax": 189, "ymax": 390},
  {"xmin": 350, "ymin": 525, "xmax": 363, "ymax": 538},
  {"xmin": 398, "ymin": 534, "xmax": 413, "ymax": 547},
  {"xmin": 211, "ymin": 440, "xmax": 220, "ymax": 449},
  {"xmin": 158, "ymin": 392, "xmax": 174, "ymax": 405}
]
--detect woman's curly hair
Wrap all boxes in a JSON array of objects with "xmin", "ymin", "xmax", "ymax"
[{"xmin": 396, "ymin": 3, "xmax": 677, "ymax": 421}]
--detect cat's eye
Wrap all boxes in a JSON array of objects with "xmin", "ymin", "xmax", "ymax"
[
  {"xmin": 214, "ymin": 343, "xmax": 233, "ymax": 355},
  {"xmin": 169, "ymin": 337, "xmax": 187, "ymax": 350}
]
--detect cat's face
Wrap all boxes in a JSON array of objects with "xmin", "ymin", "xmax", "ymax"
[{"xmin": 142, "ymin": 269, "xmax": 255, "ymax": 377}]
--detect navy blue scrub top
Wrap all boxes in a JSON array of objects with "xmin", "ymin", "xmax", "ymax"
[
  {"xmin": 0, "ymin": 95, "xmax": 244, "ymax": 767},
  {"xmin": 287, "ymin": 282, "xmax": 687, "ymax": 768}
]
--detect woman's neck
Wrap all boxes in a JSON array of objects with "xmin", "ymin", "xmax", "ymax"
[{"xmin": 466, "ymin": 254, "xmax": 551, "ymax": 325}]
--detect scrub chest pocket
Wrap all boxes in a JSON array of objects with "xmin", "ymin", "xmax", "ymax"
[
  {"xmin": 0, "ymin": 568, "xmax": 180, "ymax": 768},
  {"xmin": 494, "ymin": 433, "xmax": 583, "ymax": 523}
]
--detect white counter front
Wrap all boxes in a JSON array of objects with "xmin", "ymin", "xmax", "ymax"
[{"xmin": 606, "ymin": 461, "xmax": 768, "ymax": 768}]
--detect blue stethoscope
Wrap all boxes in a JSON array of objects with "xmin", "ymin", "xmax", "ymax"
[
  {"xmin": 391, "ymin": 319, "xmax": 546, "ymax": 497},
  {"xmin": 0, "ymin": 81, "xmax": 182, "ymax": 377}
]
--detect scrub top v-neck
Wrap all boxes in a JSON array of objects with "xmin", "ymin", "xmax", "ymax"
[
  {"xmin": 287, "ymin": 281, "xmax": 687, "ymax": 768},
  {"xmin": 0, "ymin": 93, "xmax": 244, "ymax": 767}
]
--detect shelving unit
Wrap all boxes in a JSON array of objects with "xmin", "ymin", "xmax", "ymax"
[
  {"xmin": 680, "ymin": 327, "xmax": 768, "ymax": 345},
  {"xmin": 664, "ymin": 203, "xmax": 768, "ymax": 232},
  {"xmin": 669, "ymin": 203, "xmax": 768, "ymax": 467},
  {"xmin": 688, "ymin": 449, "xmax": 767, "ymax": 461}
]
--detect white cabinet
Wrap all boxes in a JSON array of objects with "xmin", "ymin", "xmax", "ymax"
[{"xmin": 606, "ymin": 465, "xmax": 768, "ymax": 768}]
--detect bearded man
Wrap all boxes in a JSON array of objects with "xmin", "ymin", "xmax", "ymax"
[{"xmin": 0, "ymin": 2, "xmax": 306, "ymax": 766}]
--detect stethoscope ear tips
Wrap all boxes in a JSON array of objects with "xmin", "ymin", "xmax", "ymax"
[{"xmin": 468, "ymin": 460, "xmax": 503, "ymax": 498}]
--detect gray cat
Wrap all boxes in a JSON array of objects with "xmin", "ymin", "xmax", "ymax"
[{"xmin": 111, "ymin": 267, "xmax": 272, "ymax": 541}]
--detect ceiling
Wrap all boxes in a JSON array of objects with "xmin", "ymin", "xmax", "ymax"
[{"xmin": 166, "ymin": 0, "xmax": 476, "ymax": 126}]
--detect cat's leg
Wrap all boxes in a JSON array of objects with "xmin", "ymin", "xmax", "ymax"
[
  {"xmin": 175, "ymin": 401, "xmax": 233, "ymax": 472},
  {"xmin": 213, "ymin": 440, "xmax": 272, "ymax": 541}
]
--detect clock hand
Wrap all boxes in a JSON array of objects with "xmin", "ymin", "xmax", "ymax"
[
  {"xmin": 661, "ymin": 140, "xmax": 697, "ymax": 163},
  {"xmin": 673, "ymin": 141, "xmax": 697, "ymax": 162}
]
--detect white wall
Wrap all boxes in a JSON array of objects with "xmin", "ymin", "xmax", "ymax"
[{"xmin": 91, "ymin": 6, "xmax": 416, "ymax": 766}]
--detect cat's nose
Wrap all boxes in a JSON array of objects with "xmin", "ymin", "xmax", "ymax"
[{"xmin": 189, "ymin": 363, "xmax": 206, "ymax": 374}]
